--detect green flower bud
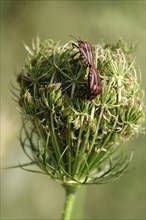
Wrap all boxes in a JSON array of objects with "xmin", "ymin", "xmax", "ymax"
[
  {"xmin": 54, "ymin": 90, "xmax": 62, "ymax": 103},
  {"xmin": 56, "ymin": 98, "xmax": 63, "ymax": 107},
  {"xmin": 24, "ymin": 89, "xmax": 33, "ymax": 103},
  {"xmin": 15, "ymin": 38, "xmax": 145, "ymax": 186}
]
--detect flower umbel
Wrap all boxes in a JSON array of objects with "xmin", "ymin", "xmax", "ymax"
[{"xmin": 15, "ymin": 38, "xmax": 145, "ymax": 186}]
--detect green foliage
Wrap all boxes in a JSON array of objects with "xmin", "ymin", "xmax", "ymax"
[{"xmin": 15, "ymin": 38, "xmax": 145, "ymax": 186}]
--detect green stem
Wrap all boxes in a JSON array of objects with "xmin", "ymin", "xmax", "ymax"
[
  {"xmin": 61, "ymin": 186, "xmax": 78, "ymax": 220},
  {"xmin": 67, "ymin": 123, "xmax": 72, "ymax": 174},
  {"xmin": 50, "ymin": 112, "xmax": 61, "ymax": 161}
]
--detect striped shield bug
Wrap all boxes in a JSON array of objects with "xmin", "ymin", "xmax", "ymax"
[
  {"xmin": 88, "ymin": 65, "xmax": 102, "ymax": 100},
  {"xmin": 70, "ymin": 35, "xmax": 94, "ymax": 66},
  {"xmin": 70, "ymin": 35, "xmax": 102, "ymax": 100}
]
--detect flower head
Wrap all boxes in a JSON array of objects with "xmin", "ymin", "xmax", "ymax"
[{"xmin": 16, "ymin": 38, "xmax": 145, "ymax": 185}]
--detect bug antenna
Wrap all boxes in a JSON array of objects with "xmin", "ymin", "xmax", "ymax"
[
  {"xmin": 78, "ymin": 36, "xmax": 81, "ymax": 41},
  {"xmin": 69, "ymin": 35, "xmax": 78, "ymax": 41}
]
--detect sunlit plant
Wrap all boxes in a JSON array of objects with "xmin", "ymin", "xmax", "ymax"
[{"xmin": 13, "ymin": 37, "xmax": 145, "ymax": 219}]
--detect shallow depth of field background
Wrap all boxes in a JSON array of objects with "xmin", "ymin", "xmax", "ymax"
[{"xmin": 1, "ymin": 1, "xmax": 145, "ymax": 219}]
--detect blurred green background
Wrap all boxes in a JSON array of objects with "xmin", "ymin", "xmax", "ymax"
[{"xmin": 1, "ymin": 1, "xmax": 145, "ymax": 219}]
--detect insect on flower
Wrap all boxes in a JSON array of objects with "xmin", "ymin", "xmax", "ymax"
[
  {"xmin": 70, "ymin": 35, "xmax": 102, "ymax": 100},
  {"xmin": 88, "ymin": 65, "xmax": 102, "ymax": 100},
  {"xmin": 70, "ymin": 35, "xmax": 94, "ymax": 66}
]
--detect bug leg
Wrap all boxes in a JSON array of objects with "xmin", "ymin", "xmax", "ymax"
[
  {"xmin": 71, "ymin": 51, "xmax": 79, "ymax": 59},
  {"xmin": 72, "ymin": 43, "xmax": 79, "ymax": 49},
  {"xmin": 70, "ymin": 43, "xmax": 80, "ymax": 60}
]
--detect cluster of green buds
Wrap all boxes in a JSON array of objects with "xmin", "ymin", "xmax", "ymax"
[{"xmin": 16, "ymin": 38, "xmax": 145, "ymax": 186}]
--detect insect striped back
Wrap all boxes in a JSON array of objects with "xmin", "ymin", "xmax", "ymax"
[
  {"xmin": 88, "ymin": 65, "xmax": 102, "ymax": 100},
  {"xmin": 70, "ymin": 35, "xmax": 94, "ymax": 66},
  {"xmin": 78, "ymin": 41, "xmax": 94, "ymax": 66},
  {"xmin": 70, "ymin": 35, "xmax": 102, "ymax": 100}
]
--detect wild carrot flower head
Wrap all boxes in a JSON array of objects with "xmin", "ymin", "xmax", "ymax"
[{"xmin": 15, "ymin": 38, "xmax": 145, "ymax": 186}]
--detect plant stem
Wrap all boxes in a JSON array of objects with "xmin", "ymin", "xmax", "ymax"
[{"xmin": 61, "ymin": 185, "xmax": 78, "ymax": 220}]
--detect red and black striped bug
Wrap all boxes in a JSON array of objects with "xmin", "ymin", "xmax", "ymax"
[
  {"xmin": 70, "ymin": 35, "xmax": 102, "ymax": 100},
  {"xmin": 88, "ymin": 65, "xmax": 102, "ymax": 100},
  {"xmin": 70, "ymin": 35, "xmax": 94, "ymax": 66}
]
